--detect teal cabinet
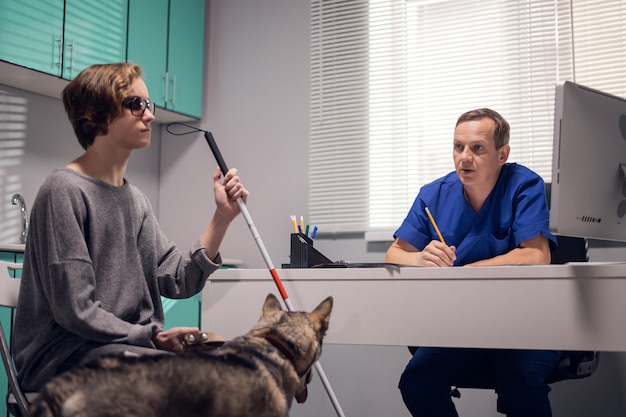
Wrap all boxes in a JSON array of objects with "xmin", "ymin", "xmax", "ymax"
[
  {"xmin": 0, "ymin": 251, "xmax": 22, "ymax": 417},
  {"xmin": 62, "ymin": 0, "xmax": 128, "ymax": 80},
  {"xmin": 161, "ymin": 294, "xmax": 201, "ymax": 330},
  {"xmin": 128, "ymin": 0, "xmax": 205, "ymax": 119},
  {"xmin": 166, "ymin": 0, "xmax": 205, "ymax": 117},
  {"xmin": 0, "ymin": 306, "xmax": 9, "ymax": 417},
  {"xmin": 0, "ymin": 0, "xmax": 128, "ymax": 80},
  {"xmin": 0, "ymin": 0, "xmax": 65, "ymax": 76},
  {"xmin": 127, "ymin": 0, "xmax": 169, "ymax": 109}
]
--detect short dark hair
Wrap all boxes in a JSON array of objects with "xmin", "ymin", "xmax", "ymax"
[
  {"xmin": 456, "ymin": 108, "xmax": 510, "ymax": 149},
  {"xmin": 62, "ymin": 63, "xmax": 144, "ymax": 150}
]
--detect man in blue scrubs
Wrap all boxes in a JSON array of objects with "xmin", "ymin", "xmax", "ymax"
[{"xmin": 385, "ymin": 108, "xmax": 560, "ymax": 416}]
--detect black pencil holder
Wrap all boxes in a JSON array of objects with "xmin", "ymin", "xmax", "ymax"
[{"xmin": 284, "ymin": 233, "xmax": 332, "ymax": 268}]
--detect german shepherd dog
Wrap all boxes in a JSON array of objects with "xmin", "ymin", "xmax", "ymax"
[{"xmin": 27, "ymin": 293, "xmax": 333, "ymax": 417}]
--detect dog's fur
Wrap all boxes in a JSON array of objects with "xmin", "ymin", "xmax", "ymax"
[{"xmin": 27, "ymin": 293, "xmax": 333, "ymax": 417}]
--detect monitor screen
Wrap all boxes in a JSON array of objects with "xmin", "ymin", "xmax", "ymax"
[{"xmin": 550, "ymin": 81, "xmax": 626, "ymax": 242}]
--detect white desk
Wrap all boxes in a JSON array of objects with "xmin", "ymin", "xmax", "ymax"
[{"xmin": 202, "ymin": 263, "xmax": 626, "ymax": 351}]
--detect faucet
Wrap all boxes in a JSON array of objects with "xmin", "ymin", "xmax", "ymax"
[{"xmin": 11, "ymin": 193, "xmax": 29, "ymax": 244}]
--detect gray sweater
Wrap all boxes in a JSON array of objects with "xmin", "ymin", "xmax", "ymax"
[{"xmin": 14, "ymin": 169, "xmax": 220, "ymax": 391}]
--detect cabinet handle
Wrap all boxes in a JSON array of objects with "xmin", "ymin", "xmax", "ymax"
[
  {"xmin": 56, "ymin": 36, "xmax": 63, "ymax": 69},
  {"xmin": 69, "ymin": 39, "xmax": 75, "ymax": 76},
  {"xmin": 171, "ymin": 75, "xmax": 176, "ymax": 106},
  {"xmin": 164, "ymin": 72, "xmax": 169, "ymax": 103}
]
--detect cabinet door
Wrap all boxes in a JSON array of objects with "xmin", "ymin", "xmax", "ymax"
[
  {"xmin": 127, "ymin": 0, "xmax": 169, "ymax": 109},
  {"xmin": 0, "ymin": 304, "xmax": 9, "ymax": 417},
  {"xmin": 63, "ymin": 0, "xmax": 129, "ymax": 80},
  {"xmin": 166, "ymin": 0, "xmax": 205, "ymax": 118},
  {"xmin": 0, "ymin": 0, "xmax": 65, "ymax": 76},
  {"xmin": 0, "ymin": 252, "xmax": 18, "ymax": 417},
  {"xmin": 161, "ymin": 294, "xmax": 201, "ymax": 330}
]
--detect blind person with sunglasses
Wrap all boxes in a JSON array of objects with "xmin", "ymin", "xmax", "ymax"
[{"xmin": 13, "ymin": 63, "xmax": 249, "ymax": 392}]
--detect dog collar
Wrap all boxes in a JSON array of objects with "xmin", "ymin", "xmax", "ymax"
[
  {"xmin": 264, "ymin": 335, "xmax": 310, "ymax": 403},
  {"xmin": 265, "ymin": 335, "xmax": 297, "ymax": 368}
]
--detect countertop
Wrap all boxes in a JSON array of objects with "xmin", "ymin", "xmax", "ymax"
[
  {"xmin": 0, "ymin": 247, "xmax": 242, "ymax": 257},
  {"xmin": 0, "ymin": 243, "xmax": 25, "ymax": 253}
]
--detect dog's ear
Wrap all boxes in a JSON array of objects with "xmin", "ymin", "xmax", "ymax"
[
  {"xmin": 309, "ymin": 296, "xmax": 333, "ymax": 334},
  {"xmin": 262, "ymin": 293, "xmax": 284, "ymax": 316}
]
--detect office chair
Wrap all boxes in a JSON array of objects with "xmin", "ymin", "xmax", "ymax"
[
  {"xmin": 0, "ymin": 261, "xmax": 35, "ymax": 417},
  {"xmin": 407, "ymin": 233, "xmax": 600, "ymax": 400}
]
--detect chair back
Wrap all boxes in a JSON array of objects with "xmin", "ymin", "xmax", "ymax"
[{"xmin": 0, "ymin": 261, "xmax": 21, "ymax": 309}]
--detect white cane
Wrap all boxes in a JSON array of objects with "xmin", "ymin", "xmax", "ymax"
[{"xmin": 166, "ymin": 124, "xmax": 346, "ymax": 417}]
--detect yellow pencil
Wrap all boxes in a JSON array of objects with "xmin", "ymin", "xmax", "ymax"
[{"xmin": 425, "ymin": 206, "xmax": 446, "ymax": 245}]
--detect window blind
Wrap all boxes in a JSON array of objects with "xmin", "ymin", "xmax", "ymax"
[
  {"xmin": 310, "ymin": 0, "xmax": 626, "ymax": 235},
  {"xmin": 572, "ymin": 1, "xmax": 626, "ymax": 96}
]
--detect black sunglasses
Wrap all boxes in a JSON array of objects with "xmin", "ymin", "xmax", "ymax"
[{"xmin": 122, "ymin": 96, "xmax": 156, "ymax": 117}]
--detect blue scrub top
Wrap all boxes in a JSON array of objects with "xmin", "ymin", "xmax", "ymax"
[{"xmin": 394, "ymin": 163, "xmax": 557, "ymax": 266}]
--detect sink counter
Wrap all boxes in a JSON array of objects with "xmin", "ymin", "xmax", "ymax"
[{"xmin": 0, "ymin": 243, "xmax": 25, "ymax": 253}]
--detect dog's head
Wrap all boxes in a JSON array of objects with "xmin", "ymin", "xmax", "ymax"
[{"xmin": 249, "ymin": 293, "xmax": 333, "ymax": 401}]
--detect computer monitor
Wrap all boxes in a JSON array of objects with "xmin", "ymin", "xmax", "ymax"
[{"xmin": 550, "ymin": 81, "xmax": 626, "ymax": 242}]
